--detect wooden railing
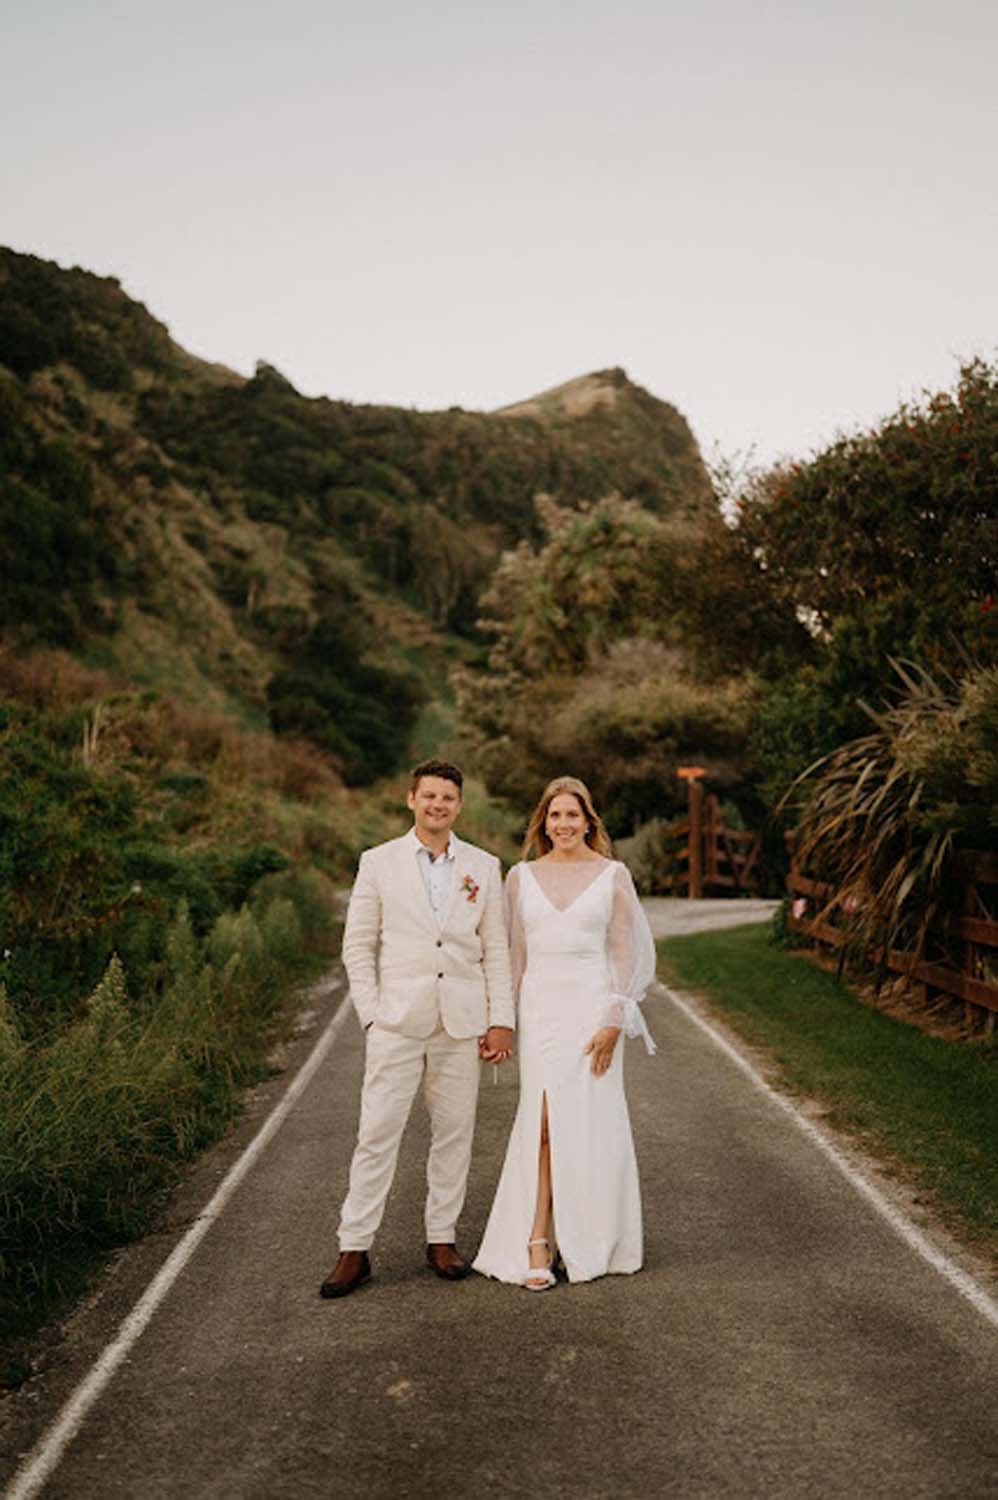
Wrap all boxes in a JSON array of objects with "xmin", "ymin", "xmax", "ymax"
[
  {"xmin": 664, "ymin": 770, "xmax": 762, "ymax": 897},
  {"xmin": 786, "ymin": 846, "xmax": 998, "ymax": 1033}
]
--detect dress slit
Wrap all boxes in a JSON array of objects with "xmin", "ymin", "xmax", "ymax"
[{"xmin": 534, "ymin": 1088, "xmax": 558, "ymax": 1254}]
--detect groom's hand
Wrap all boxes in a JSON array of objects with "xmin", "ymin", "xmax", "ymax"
[{"xmin": 479, "ymin": 1026, "xmax": 513, "ymax": 1062}]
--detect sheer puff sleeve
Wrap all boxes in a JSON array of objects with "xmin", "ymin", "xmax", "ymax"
[{"xmin": 600, "ymin": 862, "xmax": 657, "ymax": 1055}]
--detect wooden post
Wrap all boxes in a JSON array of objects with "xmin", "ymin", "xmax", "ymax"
[
  {"xmin": 678, "ymin": 767, "xmax": 706, "ymax": 900},
  {"xmin": 964, "ymin": 881, "xmax": 978, "ymax": 1031},
  {"xmin": 704, "ymin": 794, "xmax": 719, "ymax": 885}
]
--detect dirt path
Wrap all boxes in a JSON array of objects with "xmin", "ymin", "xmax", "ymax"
[{"xmin": 3, "ymin": 921, "xmax": 997, "ymax": 1499}]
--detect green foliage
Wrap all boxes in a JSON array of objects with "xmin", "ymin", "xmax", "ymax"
[
  {"xmin": 136, "ymin": 351, "xmax": 711, "ymax": 637},
  {"xmin": 615, "ymin": 817, "xmax": 681, "ymax": 894},
  {"xmin": 0, "ymin": 698, "xmax": 294, "ymax": 1027},
  {"xmin": 0, "ymin": 982, "xmax": 24, "ymax": 1067},
  {"xmin": 477, "ymin": 494, "xmax": 670, "ymax": 676},
  {"xmin": 0, "ymin": 872, "xmax": 330, "ymax": 1349},
  {"xmin": 0, "ymin": 712, "xmax": 135, "ymax": 1016},
  {"xmin": 265, "ymin": 608, "xmax": 422, "ymax": 784},
  {"xmin": 733, "ymin": 359, "xmax": 998, "ymax": 804},
  {"xmin": 0, "ymin": 249, "xmax": 173, "ymax": 386},
  {"xmin": 0, "ymin": 375, "xmax": 119, "ymax": 643},
  {"xmin": 1, "ymin": 248, "xmax": 714, "ymax": 783},
  {"xmin": 737, "ymin": 360, "xmax": 997, "ymax": 644},
  {"xmin": 786, "ymin": 661, "xmax": 998, "ymax": 969},
  {"xmin": 456, "ymin": 495, "xmax": 784, "ymax": 828}
]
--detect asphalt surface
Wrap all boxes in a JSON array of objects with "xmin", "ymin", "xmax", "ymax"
[
  {"xmin": 3, "ymin": 906, "xmax": 997, "ymax": 1499},
  {"xmin": 641, "ymin": 897, "xmax": 780, "ymax": 940}
]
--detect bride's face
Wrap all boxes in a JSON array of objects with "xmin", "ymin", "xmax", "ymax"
[{"xmin": 545, "ymin": 793, "xmax": 588, "ymax": 854}]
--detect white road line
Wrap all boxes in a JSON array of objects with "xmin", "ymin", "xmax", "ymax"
[
  {"xmin": 659, "ymin": 982, "xmax": 998, "ymax": 1331},
  {"xmin": 4, "ymin": 983, "xmax": 352, "ymax": 1500}
]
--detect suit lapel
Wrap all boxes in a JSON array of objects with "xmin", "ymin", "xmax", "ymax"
[
  {"xmin": 440, "ymin": 835, "xmax": 471, "ymax": 932},
  {"xmin": 399, "ymin": 834, "xmax": 439, "ymax": 933}
]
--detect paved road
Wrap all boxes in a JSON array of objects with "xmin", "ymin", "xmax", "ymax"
[
  {"xmin": 4, "ymin": 910, "xmax": 997, "ymax": 1499},
  {"xmin": 641, "ymin": 897, "xmax": 779, "ymax": 940}
]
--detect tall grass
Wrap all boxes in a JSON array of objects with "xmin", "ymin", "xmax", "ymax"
[
  {"xmin": 0, "ymin": 654, "xmax": 348, "ymax": 1382},
  {"xmin": 0, "ymin": 868, "xmax": 335, "ymax": 1385}
]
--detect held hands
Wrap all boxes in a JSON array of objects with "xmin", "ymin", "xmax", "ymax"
[
  {"xmin": 479, "ymin": 1025, "xmax": 513, "ymax": 1063},
  {"xmin": 584, "ymin": 1026, "xmax": 621, "ymax": 1076}
]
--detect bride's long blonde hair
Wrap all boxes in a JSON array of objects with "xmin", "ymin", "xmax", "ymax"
[{"xmin": 521, "ymin": 776, "xmax": 614, "ymax": 860}]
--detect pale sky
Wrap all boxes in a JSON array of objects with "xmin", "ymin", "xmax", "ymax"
[{"xmin": 2, "ymin": 0, "xmax": 996, "ymax": 467}]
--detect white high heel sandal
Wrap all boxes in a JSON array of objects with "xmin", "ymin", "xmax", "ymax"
[{"xmin": 523, "ymin": 1237, "xmax": 557, "ymax": 1291}]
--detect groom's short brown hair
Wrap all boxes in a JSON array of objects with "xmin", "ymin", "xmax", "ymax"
[{"xmin": 409, "ymin": 758, "xmax": 464, "ymax": 792}]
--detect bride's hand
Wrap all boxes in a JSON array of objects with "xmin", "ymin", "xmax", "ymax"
[
  {"xmin": 479, "ymin": 1025, "xmax": 513, "ymax": 1062},
  {"xmin": 584, "ymin": 1026, "xmax": 621, "ymax": 1076}
]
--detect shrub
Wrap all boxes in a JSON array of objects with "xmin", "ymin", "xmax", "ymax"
[
  {"xmin": 0, "ymin": 867, "xmax": 333, "ymax": 1341},
  {"xmin": 615, "ymin": 818, "xmax": 681, "ymax": 894},
  {"xmin": 735, "ymin": 358, "xmax": 998, "ymax": 804},
  {"xmin": 0, "ymin": 648, "xmax": 118, "ymax": 709},
  {"xmin": 786, "ymin": 661, "xmax": 998, "ymax": 968},
  {"xmin": 266, "ymin": 610, "xmax": 422, "ymax": 784},
  {"xmin": 0, "ymin": 376, "xmax": 118, "ymax": 644}
]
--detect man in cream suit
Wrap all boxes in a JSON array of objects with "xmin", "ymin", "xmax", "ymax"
[{"xmin": 320, "ymin": 759, "xmax": 514, "ymax": 1298}]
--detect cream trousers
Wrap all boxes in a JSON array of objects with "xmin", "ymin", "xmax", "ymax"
[{"xmin": 338, "ymin": 1022, "xmax": 481, "ymax": 1251}]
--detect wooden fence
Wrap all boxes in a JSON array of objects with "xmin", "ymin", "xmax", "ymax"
[
  {"xmin": 786, "ymin": 846, "xmax": 998, "ymax": 1033},
  {"xmin": 665, "ymin": 769, "xmax": 762, "ymax": 897}
]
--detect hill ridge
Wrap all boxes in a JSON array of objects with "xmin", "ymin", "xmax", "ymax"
[
  {"xmin": 0, "ymin": 244, "xmax": 715, "ymax": 779},
  {"xmin": 496, "ymin": 366, "xmax": 640, "ymax": 420}
]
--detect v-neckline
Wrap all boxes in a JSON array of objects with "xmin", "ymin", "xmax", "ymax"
[{"xmin": 525, "ymin": 859, "xmax": 614, "ymax": 915}]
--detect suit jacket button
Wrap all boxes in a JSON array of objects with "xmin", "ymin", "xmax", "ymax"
[
  {"xmin": 436, "ymin": 939, "xmax": 443, "ymax": 947},
  {"xmin": 437, "ymin": 972, "xmax": 444, "ymax": 979}
]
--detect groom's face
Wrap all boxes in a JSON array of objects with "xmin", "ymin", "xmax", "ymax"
[{"xmin": 407, "ymin": 775, "xmax": 463, "ymax": 841}]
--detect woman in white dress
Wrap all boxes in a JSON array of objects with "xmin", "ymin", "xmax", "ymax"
[{"xmin": 473, "ymin": 776, "xmax": 656, "ymax": 1290}]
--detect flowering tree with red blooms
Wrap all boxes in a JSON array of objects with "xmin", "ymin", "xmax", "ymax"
[{"xmin": 732, "ymin": 359, "xmax": 998, "ymax": 803}]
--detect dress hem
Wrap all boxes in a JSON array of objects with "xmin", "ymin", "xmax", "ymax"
[{"xmin": 471, "ymin": 1262, "xmax": 642, "ymax": 1286}]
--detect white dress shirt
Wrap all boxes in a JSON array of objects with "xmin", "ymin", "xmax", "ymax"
[{"xmin": 413, "ymin": 831, "xmax": 455, "ymax": 927}]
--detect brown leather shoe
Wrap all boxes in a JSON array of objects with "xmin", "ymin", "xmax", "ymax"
[
  {"xmin": 319, "ymin": 1250, "xmax": 371, "ymax": 1299},
  {"xmin": 426, "ymin": 1242, "xmax": 470, "ymax": 1280}
]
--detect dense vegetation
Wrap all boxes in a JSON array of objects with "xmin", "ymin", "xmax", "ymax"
[
  {"xmin": 0, "ymin": 248, "xmax": 713, "ymax": 793},
  {"xmin": 0, "ymin": 649, "xmax": 358, "ymax": 1371},
  {"xmin": 783, "ymin": 660, "xmax": 998, "ymax": 980},
  {"xmin": 0, "ymin": 247, "xmax": 713, "ymax": 1370},
  {"xmin": 458, "ymin": 361, "xmax": 997, "ymax": 872},
  {"xmin": 736, "ymin": 362, "xmax": 997, "ymax": 976},
  {"xmin": 2, "ymin": 244, "xmax": 996, "ymax": 1372},
  {"xmin": 455, "ymin": 492, "xmax": 806, "ymax": 833},
  {"xmin": 736, "ymin": 358, "xmax": 998, "ymax": 805}
]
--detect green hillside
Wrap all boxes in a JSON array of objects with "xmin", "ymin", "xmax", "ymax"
[
  {"xmin": 0, "ymin": 247, "xmax": 712, "ymax": 784},
  {"xmin": 0, "ymin": 248, "xmax": 721, "ymax": 1363}
]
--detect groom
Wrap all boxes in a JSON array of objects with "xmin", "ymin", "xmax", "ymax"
[{"xmin": 320, "ymin": 758, "xmax": 514, "ymax": 1298}]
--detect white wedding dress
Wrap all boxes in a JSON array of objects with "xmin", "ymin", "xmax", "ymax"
[{"xmin": 473, "ymin": 857, "xmax": 656, "ymax": 1285}]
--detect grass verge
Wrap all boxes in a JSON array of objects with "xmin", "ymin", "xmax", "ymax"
[
  {"xmin": 658, "ymin": 923, "xmax": 998, "ymax": 1261},
  {"xmin": 0, "ymin": 872, "xmax": 339, "ymax": 1393}
]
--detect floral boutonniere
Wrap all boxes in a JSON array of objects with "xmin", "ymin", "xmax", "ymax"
[{"xmin": 461, "ymin": 874, "xmax": 480, "ymax": 904}]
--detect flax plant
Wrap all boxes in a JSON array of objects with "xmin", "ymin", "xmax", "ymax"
[{"xmin": 785, "ymin": 661, "xmax": 998, "ymax": 977}]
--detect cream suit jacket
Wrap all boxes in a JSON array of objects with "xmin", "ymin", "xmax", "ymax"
[{"xmin": 341, "ymin": 830, "xmax": 514, "ymax": 1040}]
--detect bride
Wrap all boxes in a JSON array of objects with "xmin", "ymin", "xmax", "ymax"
[{"xmin": 473, "ymin": 776, "xmax": 656, "ymax": 1290}]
